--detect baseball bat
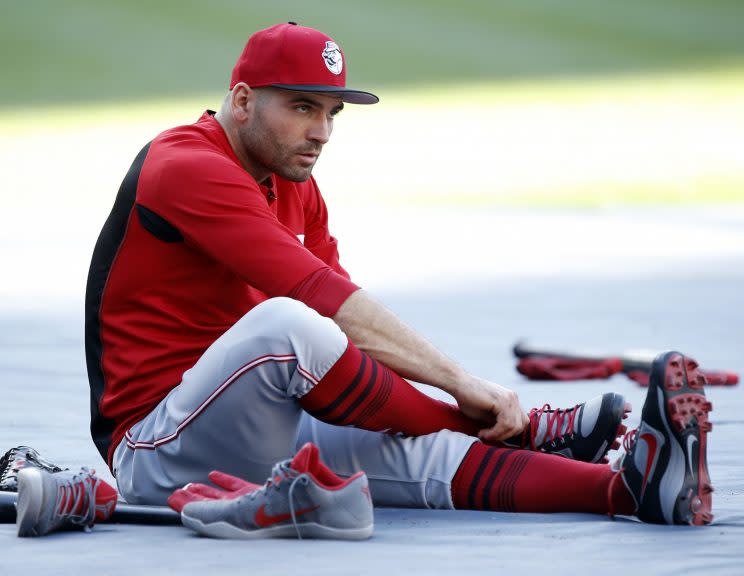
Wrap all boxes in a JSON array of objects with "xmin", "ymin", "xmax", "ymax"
[
  {"xmin": 0, "ymin": 490, "xmax": 181, "ymax": 525},
  {"xmin": 513, "ymin": 341, "xmax": 739, "ymax": 385},
  {"xmin": 513, "ymin": 341, "xmax": 657, "ymax": 372}
]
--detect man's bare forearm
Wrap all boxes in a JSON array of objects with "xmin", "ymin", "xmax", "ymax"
[
  {"xmin": 332, "ymin": 289, "xmax": 529, "ymax": 441},
  {"xmin": 332, "ymin": 289, "xmax": 466, "ymax": 394}
]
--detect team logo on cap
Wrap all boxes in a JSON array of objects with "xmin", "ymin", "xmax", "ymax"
[{"xmin": 322, "ymin": 41, "xmax": 343, "ymax": 75}]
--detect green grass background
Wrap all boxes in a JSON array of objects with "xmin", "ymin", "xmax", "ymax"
[
  {"xmin": 1, "ymin": 0, "xmax": 743, "ymax": 205},
  {"xmin": 2, "ymin": 0, "xmax": 743, "ymax": 107}
]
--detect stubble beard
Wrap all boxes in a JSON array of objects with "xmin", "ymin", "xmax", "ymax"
[{"xmin": 239, "ymin": 114, "xmax": 319, "ymax": 183}]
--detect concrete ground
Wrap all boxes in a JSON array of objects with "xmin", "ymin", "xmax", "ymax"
[{"xmin": 1, "ymin": 204, "xmax": 743, "ymax": 575}]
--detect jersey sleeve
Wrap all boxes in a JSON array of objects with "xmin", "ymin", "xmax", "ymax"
[
  {"xmin": 300, "ymin": 177, "xmax": 352, "ymax": 280},
  {"xmin": 137, "ymin": 144, "xmax": 356, "ymax": 314}
]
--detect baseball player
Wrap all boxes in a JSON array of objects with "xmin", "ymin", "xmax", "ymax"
[{"xmin": 77, "ymin": 22, "xmax": 711, "ymax": 533}]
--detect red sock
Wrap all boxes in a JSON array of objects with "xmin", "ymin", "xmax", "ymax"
[
  {"xmin": 451, "ymin": 442, "xmax": 636, "ymax": 515},
  {"xmin": 300, "ymin": 339, "xmax": 481, "ymax": 437}
]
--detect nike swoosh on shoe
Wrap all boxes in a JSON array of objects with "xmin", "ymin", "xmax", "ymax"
[
  {"xmin": 254, "ymin": 504, "xmax": 319, "ymax": 528},
  {"xmin": 638, "ymin": 429, "xmax": 664, "ymax": 501}
]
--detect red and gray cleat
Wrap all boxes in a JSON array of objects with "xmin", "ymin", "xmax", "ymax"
[
  {"xmin": 615, "ymin": 352, "xmax": 713, "ymax": 525},
  {"xmin": 503, "ymin": 392, "xmax": 630, "ymax": 463},
  {"xmin": 16, "ymin": 467, "xmax": 118, "ymax": 537}
]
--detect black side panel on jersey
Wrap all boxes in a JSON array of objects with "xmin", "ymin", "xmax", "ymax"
[
  {"xmin": 136, "ymin": 203, "xmax": 184, "ymax": 242},
  {"xmin": 85, "ymin": 142, "xmax": 151, "ymax": 463}
]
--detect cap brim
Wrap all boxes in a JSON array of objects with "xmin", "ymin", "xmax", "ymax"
[{"xmin": 270, "ymin": 84, "xmax": 379, "ymax": 105}]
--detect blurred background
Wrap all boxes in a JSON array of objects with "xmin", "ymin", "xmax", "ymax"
[{"xmin": 1, "ymin": 0, "xmax": 743, "ymax": 307}]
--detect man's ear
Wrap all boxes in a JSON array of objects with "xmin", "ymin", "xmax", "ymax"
[{"xmin": 230, "ymin": 82, "xmax": 255, "ymax": 123}]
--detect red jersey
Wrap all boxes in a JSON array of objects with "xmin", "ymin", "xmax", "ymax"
[{"xmin": 85, "ymin": 111, "xmax": 358, "ymax": 466}]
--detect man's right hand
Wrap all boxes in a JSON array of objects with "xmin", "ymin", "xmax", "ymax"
[{"xmin": 451, "ymin": 376, "xmax": 529, "ymax": 443}]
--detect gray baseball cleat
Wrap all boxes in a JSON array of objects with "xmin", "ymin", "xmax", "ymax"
[
  {"xmin": 181, "ymin": 442, "xmax": 374, "ymax": 540},
  {"xmin": 613, "ymin": 351, "xmax": 713, "ymax": 525},
  {"xmin": 503, "ymin": 392, "xmax": 630, "ymax": 463},
  {"xmin": 16, "ymin": 466, "xmax": 118, "ymax": 537},
  {"xmin": 0, "ymin": 446, "xmax": 65, "ymax": 493}
]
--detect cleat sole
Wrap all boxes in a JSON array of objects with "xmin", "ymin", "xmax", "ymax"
[
  {"xmin": 668, "ymin": 394, "xmax": 712, "ymax": 433},
  {"xmin": 628, "ymin": 352, "xmax": 715, "ymax": 526},
  {"xmin": 666, "ymin": 353, "xmax": 714, "ymax": 525}
]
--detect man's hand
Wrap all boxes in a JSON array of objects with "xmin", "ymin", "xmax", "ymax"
[{"xmin": 451, "ymin": 376, "xmax": 529, "ymax": 443}]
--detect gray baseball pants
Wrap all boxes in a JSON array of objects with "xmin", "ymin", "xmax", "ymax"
[{"xmin": 113, "ymin": 297, "xmax": 477, "ymax": 508}]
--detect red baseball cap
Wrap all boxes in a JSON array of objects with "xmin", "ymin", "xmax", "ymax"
[{"xmin": 230, "ymin": 22, "xmax": 379, "ymax": 105}]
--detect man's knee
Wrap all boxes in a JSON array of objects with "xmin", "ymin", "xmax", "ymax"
[
  {"xmin": 226, "ymin": 298, "xmax": 348, "ymax": 393},
  {"xmin": 239, "ymin": 297, "xmax": 345, "ymax": 349},
  {"xmin": 245, "ymin": 297, "xmax": 321, "ymax": 329}
]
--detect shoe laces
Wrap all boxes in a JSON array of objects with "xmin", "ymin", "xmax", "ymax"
[
  {"xmin": 621, "ymin": 428, "xmax": 638, "ymax": 452},
  {"xmin": 248, "ymin": 459, "xmax": 311, "ymax": 540},
  {"xmin": 54, "ymin": 468, "xmax": 99, "ymax": 528},
  {"xmin": 526, "ymin": 403, "xmax": 579, "ymax": 450}
]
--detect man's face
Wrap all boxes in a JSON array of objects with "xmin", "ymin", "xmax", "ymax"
[{"xmin": 238, "ymin": 87, "xmax": 344, "ymax": 182}]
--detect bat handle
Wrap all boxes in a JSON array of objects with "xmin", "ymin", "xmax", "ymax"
[{"xmin": 700, "ymin": 369, "xmax": 739, "ymax": 386}]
